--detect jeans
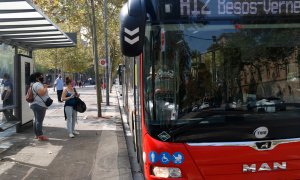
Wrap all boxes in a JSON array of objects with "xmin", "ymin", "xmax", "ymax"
[
  {"xmin": 57, "ymin": 90, "xmax": 63, "ymax": 102},
  {"xmin": 31, "ymin": 104, "xmax": 47, "ymax": 136},
  {"xmin": 65, "ymin": 106, "xmax": 77, "ymax": 134}
]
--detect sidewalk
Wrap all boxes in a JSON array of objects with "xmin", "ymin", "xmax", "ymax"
[{"xmin": 0, "ymin": 85, "xmax": 133, "ymax": 180}]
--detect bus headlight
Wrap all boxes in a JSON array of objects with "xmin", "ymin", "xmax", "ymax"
[{"xmin": 152, "ymin": 166, "xmax": 182, "ymax": 178}]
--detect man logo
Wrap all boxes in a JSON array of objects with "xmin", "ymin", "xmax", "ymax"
[
  {"xmin": 254, "ymin": 127, "xmax": 268, "ymax": 139},
  {"xmin": 243, "ymin": 162, "xmax": 287, "ymax": 172}
]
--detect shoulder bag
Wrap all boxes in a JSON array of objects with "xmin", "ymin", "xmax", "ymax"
[{"xmin": 73, "ymin": 88, "xmax": 86, "ymax": 113}]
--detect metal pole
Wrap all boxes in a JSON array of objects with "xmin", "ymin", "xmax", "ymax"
[
  {"xmin": 104, "ymin": 0, "xmax": 109, "ymax": 105},
  {"xmin": 91, "ymin": 0, "xmax": 102, "ymax": 117}
]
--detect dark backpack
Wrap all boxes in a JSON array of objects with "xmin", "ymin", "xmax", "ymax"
[{"xmin": 74, "ymin": 97, "xmax": 86, "ymax": 113}]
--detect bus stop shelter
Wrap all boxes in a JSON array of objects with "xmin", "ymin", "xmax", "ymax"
[{"xmin": 0, "ymin": 0, "xmax": 76, "ymax": 132}]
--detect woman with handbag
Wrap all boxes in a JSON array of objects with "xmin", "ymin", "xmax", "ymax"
[
  {"xmin": 62, "ymin": 77, "xmax": 80, "ymax": 138},
  {"xmin": 29, "ymin": 72, "xmax": 50, "ymax": 141}
]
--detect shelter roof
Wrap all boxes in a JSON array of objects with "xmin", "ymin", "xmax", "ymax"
[{"xmin": 0, "ymin": 0, "xmax": 76, "ymax": 50}]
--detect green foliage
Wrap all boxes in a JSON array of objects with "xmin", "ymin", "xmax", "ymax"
[{"xmin": 33, "ymin": 0, "xmax": 125, "ymax": 75}]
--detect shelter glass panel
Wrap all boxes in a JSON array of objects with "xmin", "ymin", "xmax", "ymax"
[{"xmin": 0, "ymin": 44, "xmax": 15, "ymax": 115}]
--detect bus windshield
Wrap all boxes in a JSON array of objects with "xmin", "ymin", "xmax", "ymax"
[{"xmin": 143, "ymin": 21, "xmax": 300, "ymax": 142}]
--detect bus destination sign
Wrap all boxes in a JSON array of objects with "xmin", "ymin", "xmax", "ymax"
[{"xmin": 180, "ymin": 0, "xmax": 300, "ymax": 16}]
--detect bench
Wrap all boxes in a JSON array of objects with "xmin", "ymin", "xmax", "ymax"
[{"xmin": 0, "ymin": 108, "xmax": 20, "ymax": 132}]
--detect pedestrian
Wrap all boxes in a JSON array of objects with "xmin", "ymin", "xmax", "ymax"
[
  {"xmin": 1, "ymin": 73, "xmax": 13, "ymax": 121},
  {"xmin": 29, "ymin": 72, "xmax": 50, "ymax": 141},
  {"xmin": 61, "ymin": 77, "xmax": 80, "ymax": 138},
  {"xmin": 1, "ymin": 73, "xmax": 13, "ymax": 108},
  {"xmin": 54, "ymin": 75, "xmax": 64, "ymax": 102}
]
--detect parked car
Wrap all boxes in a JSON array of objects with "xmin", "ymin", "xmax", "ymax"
[
  {"xmin": 192, "ymin": 105, "xmax": 199, "ymax": 112},
  {"xmin": 256, "ymin": 99, "xmax": 276, "ymax": 113},
  {"xmin": 225, "ymin": 101, "xmax": 237, "ymax": 110},
  {"xmin": 199, "ymin": 102, "xmax": 210, "ymax": 110},
  {"xmin": 266, "ymin": 97, "xmax": 286, "ymax": 111}
]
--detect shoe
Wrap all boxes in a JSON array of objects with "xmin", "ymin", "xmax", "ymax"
[
  {"xmin": 69, "ymin": 133, "xmax": 75, "ymax": 138},
  {"xmin": 73, "ymin": 131, "xmax": 80, "ymax": 135},
  {"xmin": 38, "ymin": 135, "xmax": 49, "ymax": 141}
]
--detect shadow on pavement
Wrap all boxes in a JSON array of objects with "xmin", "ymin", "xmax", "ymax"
[{"xmin": 0, "ymin": 126, "xmax": 102, "ymax": 179}]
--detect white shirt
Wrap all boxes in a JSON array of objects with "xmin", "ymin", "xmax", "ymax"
[{"xmin": 30, "ymin": 82, "xmax": 49, "ymax": 108}]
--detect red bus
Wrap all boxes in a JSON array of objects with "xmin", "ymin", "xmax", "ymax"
[{"xmin": 119, "ymin": 0, "xmax": 300, "ymax": 179}]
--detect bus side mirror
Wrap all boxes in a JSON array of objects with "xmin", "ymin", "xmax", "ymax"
[{"xmin": 120, "ymin": 0, "xmax": 146, "ymax": 57}]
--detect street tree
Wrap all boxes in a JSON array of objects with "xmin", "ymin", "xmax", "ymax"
[{"xmin": 33, "ymin": 0, "xmax": 124, "ymax": 79}]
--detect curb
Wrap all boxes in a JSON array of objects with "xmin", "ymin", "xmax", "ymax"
[{"xmin": 116, "ymin": 86, "xmax": 144, "ymax": 180}]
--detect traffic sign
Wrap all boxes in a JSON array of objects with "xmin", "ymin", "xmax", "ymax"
[{"xmin": 99, "ymin": 59, "xmax": 106, "ymax": 66}]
